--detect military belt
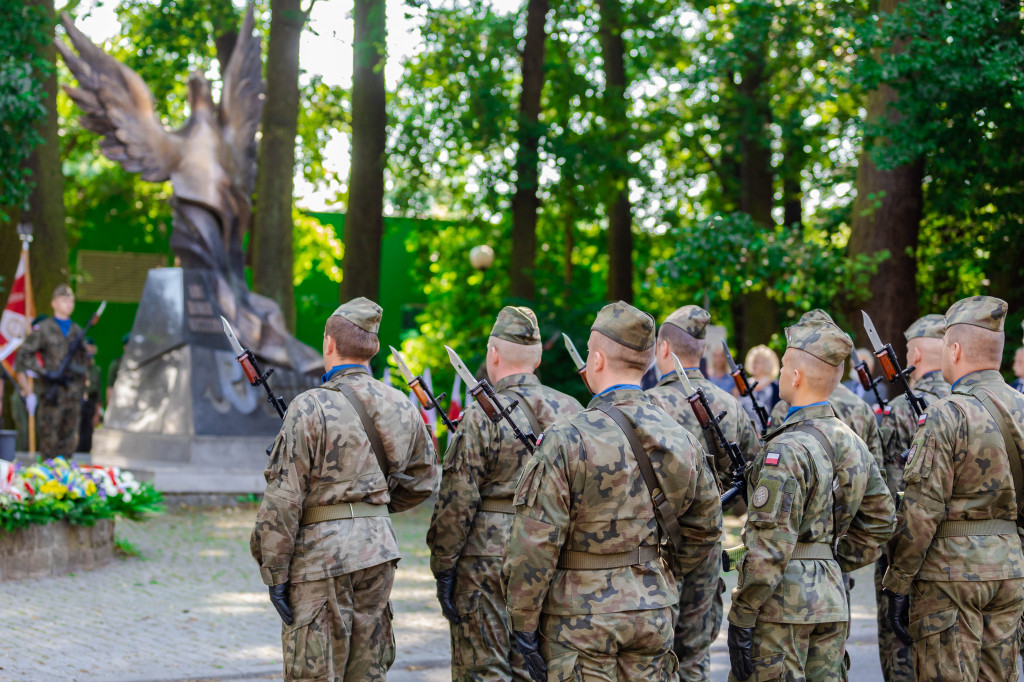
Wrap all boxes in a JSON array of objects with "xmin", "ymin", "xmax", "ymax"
[
  {"xmin": 478, "ymin": 498, "xmax": 515, "ymax": 514},
  {"xmin": 933, "ymin": 519, "xmax": 1018, "ymax": 538},
  {"xmin": 300, "ymin": 502, "xmax": 388, "ymax": 525},
  {"xmin": 557, "ymin": 545, "xmax": 660, "ymax": 570},
  {"xmin": 790, "ymin": 543, "xmax": 835, "ymax": 561}
]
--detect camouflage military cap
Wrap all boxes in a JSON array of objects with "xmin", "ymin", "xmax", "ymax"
[
  {"xmin": 662, "ymin": 305, "xmax": 710, "ymax": 339},
  {"xmin": 52, "ymin": 284, "xmax": 74, "ymax": 299},
  {"xmin": 331, "ymin": 297, "xmax": 382, "ymax": 334},
  {"xmin": 785, "ymin": 318, "xmax": 853, "ymax": 367},
  {"xmin": 944, "ymin": 295, "xmax": 1007, "ymax": 332},
  {"xmin": 592, "ymin": 300, "xmax": 656, "ymax": 351},
  {"xmin": 904, "ymin": 314, "xmax": 946, "ymax": 340},
  {"xmin": 490, "ymin": 306, "xmax": 541, "ymax": 345},
  {"xmin": 799, "ymin": 309, "xmax": 835, "ymax": 325}
]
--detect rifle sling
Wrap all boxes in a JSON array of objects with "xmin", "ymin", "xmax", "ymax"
[
  {"xmin": 790, "ymin": 422, "xmax": 844, "ymax": 553},
  {"xmin": 333, "ymin": 384, "xmax": 390, "ymax": 480},
  {"xmin": 959, "ymin": 386, "xmax": 1024, "ymax": 518},
  {"xmin": 503, "ymin": 388, "xmax": 542, "ymax": 436},
  {"xmin": 596, "ymin": 404, "xmax": 684, "ymax": 553}
]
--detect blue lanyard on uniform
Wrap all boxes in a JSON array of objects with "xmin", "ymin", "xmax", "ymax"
[
  {"xmin": 321, "ymin": 364, "xmax": 368, "ymax": 384},
  {"xmin": 785, "ymin": 400, "xmax": 829, "ymax": 421},
  {"xmin": 598, "ymin": 383, "xmax": 642, "ymax": 396}
]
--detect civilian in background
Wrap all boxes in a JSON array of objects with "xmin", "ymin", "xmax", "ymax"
[
  {"xmin": 739, "ymin": 344, "xmax": 780, "ymax": 421},
  {"xmin": 1011, "ymin": 346, "xmax": 1024, "ymax": 392}
]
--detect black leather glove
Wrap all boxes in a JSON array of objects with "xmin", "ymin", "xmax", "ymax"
[
  {"xmin": 876, "ymin": 550, "xmax": 889, "ymax": 575},
  {"xmin": 886, "ymin": 590, "xmax": 912, "ymax": 646},
  {"xmin": 512, "ymin": 630, "xmax": 547, "ymax": 682},
  {"xmin": 434, "ymin": 568, "xmax": 459, "ymax": 624},
  {"xmin": 268, "ymin": 583, "xmax": 293, "ymax": 625},
  {"xmin": 728, "ymin": 623, "xmax": 755, "ymax": 681}
]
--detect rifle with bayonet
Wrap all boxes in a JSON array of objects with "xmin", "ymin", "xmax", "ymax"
[
  {"xmin": 561, "ymin": 333, "xmax": 593, "ymax": 395},
  {"xmin": 861, "ymin": 311, "xmax": 926, "ymax": 419},
  {"xmin": 390, "ymin": 346, "xmax": 456, "ymax": 432},
  {"xmin": 720, "ymin": 340, "xmax": 769, "ymax": 437},
  {"xmin": 850, "ymin": 347, "xmax": 889, "ymax": 415},
  {"xmin": 445, "ymin": 345, "xmax": 536, "ymax": 453},
  {"xmin": 42, "ymin": 301, "xmax": 106, "ymax": 403},
  {"xmin": 672, "ymin": 353, "xmax": 747, "ymax": 506},
  {"xmin": 221, "ymin": 316, "xmax": 287, "ymax": 421}
]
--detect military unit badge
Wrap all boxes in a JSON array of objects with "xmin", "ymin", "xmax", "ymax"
[{"xmin": 752, "ymin": 485, "xmax": 770, "ymax": 508}]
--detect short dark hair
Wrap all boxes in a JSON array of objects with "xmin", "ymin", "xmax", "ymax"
[
  {"xmin": 325, "ymin": 315, "xmax": 379, "ymax": 362},
  {"xmin": 657, "ymin": 324, "xmax": 706, "ymax": 366}
]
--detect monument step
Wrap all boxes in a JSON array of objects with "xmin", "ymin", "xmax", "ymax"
[{"xmin": 111, "ymin": 464, "xmax": 266, "ymax": 494}]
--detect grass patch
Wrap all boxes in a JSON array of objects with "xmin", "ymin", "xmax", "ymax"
[{"xmin": 114, "ymin": 537, "xmax": 143, "ymax": 559}]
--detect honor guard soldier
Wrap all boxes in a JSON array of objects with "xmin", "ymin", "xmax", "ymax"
[
  {"xmin": 14, "ymin": 284, "xmax": 93, "ymax": 457},
  {"xmin": 426, "ymin": 306, "xmax": 582, "ymax": 680},
  {"xmin": 771, "ymin": 310, "xmax": 884, "ymax": 474},
  {"xmin": 502, "ymin": 301, "xmax": 722, "ymax": 681},
  {"xmin": 882, "ymin": 296, "xmax": 1024, "ymax": 681},
  {"xmin": 250, "ymin": 298, "xmax": 440, "ymax": 682},
  {"xmin": 647, "ymin": 305, "xmax": 759, "ymax": 681},
  {"xmin": 874, "ymin": 314, "xmax": 950, "ymax": 682},
  {"xmin": 728, "ymin": 317, "xmax": 895, "ymax": 682}
]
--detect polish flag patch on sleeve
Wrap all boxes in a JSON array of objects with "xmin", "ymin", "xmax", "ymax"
[
  {"xmin": 765, "ymin": 452, "xmax": 781, "ymax": 466},
  {"xmin": 918, "ymin": 413, "xmax": 928, "ymax": 427}
]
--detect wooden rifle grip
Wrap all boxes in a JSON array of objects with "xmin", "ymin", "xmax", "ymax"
[
  {"xmin": 410, "ymin": 380, "xmax": 431, "ymax": 409},
  {"xmin": 470, "ymin": 383, "xmax": 500, "ymax": 421},
  {"xmin": 687, "ymin": 394, "xmax": 711, "ymax": 425},
  {"xmin": 730, "ymin": 370, "xmax": 746, "ymax": 396},
  {"xmin": 856, "ymin": 365, "xmax": 872, "ymax": 390},
  {"xmin": 578, "ymin": 367, "xmax": 593, "ymax": 395},
  {"xmin": 237, "ymin": 352, "xmax": 259, "ymax": 384},
  {"xmin": 877, "ymin": 352, "xmax": 897, "ymax": 382}
]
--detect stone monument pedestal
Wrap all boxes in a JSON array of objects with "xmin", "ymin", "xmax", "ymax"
[{"xmin": 92, "ymin": 268, "xmax": 319, "ymax": 493}]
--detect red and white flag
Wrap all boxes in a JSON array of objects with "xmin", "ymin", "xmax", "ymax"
[{"xmin": 0, "ymin": 249, "xmax": 29, "ymax": 364}]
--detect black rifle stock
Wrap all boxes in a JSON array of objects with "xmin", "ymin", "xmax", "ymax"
[
  {"xmin": 687, "ymin": 386, "xmax": 747, "ymax": 505},
  {"xmin": 468, "ymin": 379, "xmax": 536, "ymax": 453},
  {"xmin": 42, "ymin": 304, "xmax": 105, "ymax": 403}
]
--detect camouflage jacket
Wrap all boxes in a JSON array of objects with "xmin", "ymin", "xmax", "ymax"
[
  {"xmin": 502, "ymin": 387, "xmax": 722, "ymax": 632},
  {"xmin": 426, "ymin": 373, "xmax": 582, "ymax": 574},
  {"xmin": 729, "ymin": 403, "xmax": 895, "ymax": 627},
  {"xmin": 647, "ymin": 368, "xmax": 761, "ymax": 493},
  {"xmin": 772, "ymin": 383, "xmax": 883, "ymax": 475},
  {"xmin": 14, "ymin": 317, "xmax": 90, "ymax": 396},
  {"xmin": 878, "ymin": 371, "xmax": 951, "ymax": 500},
  {"xmin": 250, "ymin": 365, "xmax": 439, "ymax": 586},
  {"xmin": 882, "ymin": 370, "xmax": 1024, "ymax": 594}
]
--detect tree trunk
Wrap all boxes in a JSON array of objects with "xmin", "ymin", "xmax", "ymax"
[
  {"xmin": 24, "ymin": 0, "xmax": 67, "ymax": 312},
  {"xmin": 846, "ymin": 0, "xmax": 923, "ymax": 390},
  {"xmin": 509, "ymin": 0, "xmax": 550, "ymax": 302},
  {"xmin": 597, "ymin": 0, "xmax": 633, "ymax": 303},
  {"xmin": 252, "ymin": 0, "xmax": 305, "ymax": 331},
  {"xmin": 341, "ymin": 0, "xmax": 387, "ymax": 303},
  {"xmin": 735, "ymin": 32, "xmax": 776, "ymax": 350}
]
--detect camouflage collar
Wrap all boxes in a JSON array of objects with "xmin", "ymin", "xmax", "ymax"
[
  {"xmin": 587, "ymin": 386, "xmax": 648, "ymax": 410},
  {"xmin": 951, "ymin": 368, "xmax": 1004, "ymax": 393},
  {"xmin": 655, "ymin": 367, "xmax": 702, "ymax": 388},
  {"xmin": 494, "ymin": 372, "xmax": 540, "ymax": 393},
  {"xmin": 915, "ymin": 370, "xmax": 949, "ymax": 395},
  {"xmin": 765, "ymin": 402, "xmax": 837, "ymax": 440},
  {"xmin": 321, "ymin": 364, "xmax": 370, "ymax": 386}
]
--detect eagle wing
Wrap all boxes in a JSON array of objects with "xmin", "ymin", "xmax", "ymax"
[
  {"xmin": 218, "ymin": 2, "xmax": 265, "ymax": 197},
  {"xmin": 55, "ymin": 13, "xmax": 182, "ymax": 182}
]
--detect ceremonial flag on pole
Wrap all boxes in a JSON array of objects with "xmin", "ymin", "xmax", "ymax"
[
  {"xmin": 448, "ymin": 374, "xmax": 463, "ymax": 423},
  {"xmin": 0, "ymin": 248, "xmax": 29, "ymax": 364}
]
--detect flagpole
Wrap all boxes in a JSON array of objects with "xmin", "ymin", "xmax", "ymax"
[{"xmin": 19, "ymin": 232, "xmax": 35, "ymax": 455}]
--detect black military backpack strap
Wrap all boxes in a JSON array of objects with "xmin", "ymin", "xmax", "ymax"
[
  {"xmin": 958, "ymin": 385, "xmax": 1024, "ymax": 517},
  {"xmin": 503, "ymin": 388, "xmax": 542, "ymax": 436},
  {"xmin": 596, "ymin": 404, "xmax": 684, "ymax": 554},
  {"xmin": 790, "ymin": 422, "xmax": 846, "ymax": 552},
  {"xmin": 334, "ymin": 384, "xmax": 390, "ymax": 480}
]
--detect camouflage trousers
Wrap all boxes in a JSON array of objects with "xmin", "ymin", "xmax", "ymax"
[
  {"xmin": 282, "ymin": 560, "xmax": 396, "ymax": 682},
  {"xmin": 874, "ymin": 562, "xmax": 914, "ymax": 682},
  {"xmin": 36, "ymin": 392, "xmax": 80, "ymax": 457},
  {"xmin": 672, "ymin": 543, "xmax": 723, "ymax": 681},
  {"xmin": 540, "ymin": 607, "xmax": 679, "ymax": 681},
  {"xmin": 726, "ymin": 620, "xmax": 847, "ymax": 682},
  {"xmin": 908, "ymin": 578, "xmax": 1024, "ymax": 682},
  {"xmin": 450, "ymin": 556, "xmax": 530, "ymax": 681}
]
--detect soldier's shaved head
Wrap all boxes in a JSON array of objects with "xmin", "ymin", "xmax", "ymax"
[
  {"xmin": 781, "ymin": 348, "xmax": 843, "ymax": 403},
  {"xmin": 488, "ymin": 337, "xmax": 542, "ymax": 371},
  {"xmin": 945, "ymin": 324, "xmax": 1004, "ymax": 367},
  {"xmin": 907, "ymin": 337, "xmax": 944, "ymax": 374},
  {"xmin": 591, "ymin": 331, "xmax": 654, "ymax": 374},
  {"xmin": 657, "ymin": 324, "xmax": 705, "ymax": 366}
]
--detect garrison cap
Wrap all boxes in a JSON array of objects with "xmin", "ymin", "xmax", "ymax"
[
  {"xmin": 52, "ymin": 284, "xmax": 74, "ymax": 298},
  {"xmin": 490, "ymin": 306, "xmax": 541, "ymax": 345},
  {"xmin": 592, "ymin": 300, "xmax": 656, "ymax": 352},
  {"xmin": 904, "ymin": 314, "xmax": 946, "ymax": 340},
  {"xmin": 799, "ymin": 309, "xmax": 835, "ymax": 325},
  {"xmin": 944, "ymin": 296, "xmax": 1007, "ymax": 333},
  {"xmin": 785, "ymin": 318, "xmax": 853, "ymax": 367},
  {"xmin": 331, "ymin": 297, "xmax": 382, "ymax": 334},
  {"xmin": 663, "ymin": 305, "xmax": 711, "ymax": 339}
]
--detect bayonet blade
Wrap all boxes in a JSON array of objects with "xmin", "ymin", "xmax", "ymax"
[
  {"xmin": 95, "ymin": 301, "xmax": 107, "ymax": 318},
  {"xmin": 562, "ymin": 333, "xmax": 586, "ymax": 371},
  {"xmin": 389, "ymin": 346, "xmax": 415, "ymax": 384},
  {"xmin": 672, "ymin": 353, "xmax": 697, "ymax": 395},
  {"xmin": 220, "ymin": 316, "xmax": 245, "ymax": 356},
  {"xmin": 861, "ymin": 311, "xmax": 885, "ymax": 353},
  {"xmin": 850, "ymin": 347, "xmax": 863, "ymax": 366},
  {"xmin": 445, "ymin": 345, "xmax": 478, "ymax": 388},
  {"xmin": 721, "ymin": 340, "xmax": 739, "ymax": 373}
]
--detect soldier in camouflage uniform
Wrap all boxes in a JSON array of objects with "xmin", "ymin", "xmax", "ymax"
[
  {"xmin": 728, "ymin": 317, "xmax": 895, "ymax": 682},
  {"xmin": 882, "ymin": 296, "xmax": 1024, "ymax": 682},
  {"xmin": 14, "ymin": 285, "xmax": 92, "ymax": 457},
  {"xmin": 647, "ymin": 305, "xmax": 760, "ymax": 681},
  {"xmin": 874, "ymin": 314, "xmax": 950, "ymax": 682},
  {"xmin": 426, "ymin": 306, "xmax": 583, "ymax": 681},
  {"xmin": 502, "ymin": 301, "xmax": 722, "ymax": 681},
  {"xmin": 250, "ymin": 298, "xmax": 440, "ymax": 682}
]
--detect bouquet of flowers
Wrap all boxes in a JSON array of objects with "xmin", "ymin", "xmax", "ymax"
[{"xmin": 0, "ymin": 457, "xmax": 163, "ymax": 532}]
